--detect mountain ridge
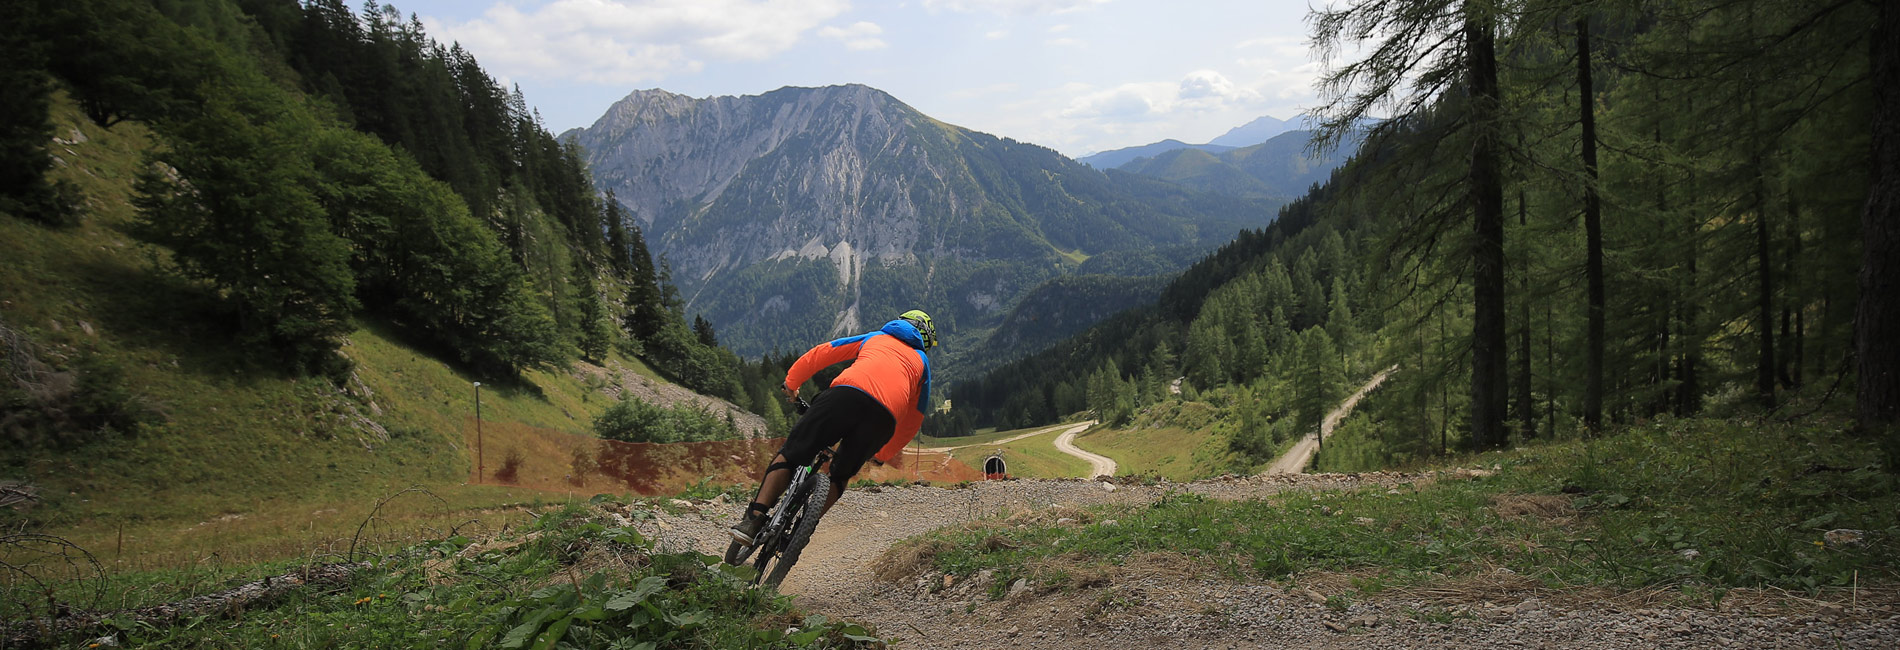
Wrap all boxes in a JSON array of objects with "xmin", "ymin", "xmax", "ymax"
[
  {"xmin": 567, "ymin": 84, "xmax": 1278, "ymax": 367},
  {"xmin": 1077, "ymin": 114, "xmax": 1306, "ymax": 169},
  {"xmin": 1118, "ymin": 128, "xmax": 1361, "ymax": 200}
]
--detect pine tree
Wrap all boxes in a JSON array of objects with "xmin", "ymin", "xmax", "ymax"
[
  {"xmin": 0, "ymin": 7, "xmax": 72, "ymax": 224},
  {"xmin": 1311, "ymin": 0, "xmax": 1512, "ymax": 448},
  {"xmin": 1860, "ymin": 0, "xmax": 1900, "ymax": 465}
]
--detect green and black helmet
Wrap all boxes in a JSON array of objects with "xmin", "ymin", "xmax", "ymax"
[{"xmin": 899, "ymin": 309, "xmax": 937, "ymax": 349}]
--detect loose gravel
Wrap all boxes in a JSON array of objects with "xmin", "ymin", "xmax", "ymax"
[{"xmin": 630, "ymin": 474, "xmax": 1900, "ymax": 649}]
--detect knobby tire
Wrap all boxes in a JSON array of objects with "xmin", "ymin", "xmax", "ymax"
[
  {"xmin": 749, "ymin": 472, "xmax": 813, "ymax": 583},
  {"xmin": 763, "ymin": 473, "xmax": 829, "ymax": 588}
]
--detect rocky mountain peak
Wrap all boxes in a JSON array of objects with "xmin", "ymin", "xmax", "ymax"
[{"xmin": 568, "ymin": 84, "xmax": 1267, "ymax": 359}]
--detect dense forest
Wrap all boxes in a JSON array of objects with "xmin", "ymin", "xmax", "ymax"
[
  {"xmin": 950, "ymin": 0, "xmax": 1897, "ymax": 471},
  {"xmin": 0, "ymin": 0, "xmax": 808, "ymax": 444}
]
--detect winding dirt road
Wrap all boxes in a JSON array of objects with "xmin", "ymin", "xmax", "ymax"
[
  {"xmin": 1051, "ymin": 421, "xmax": 1114, "ymax": 477},
  {"xmin": 626, "ymin": 365, "xmax": 1896, "ymax": 648},
  {"xmin": 916, "ymin": 422, "xmax": 1073, "ymax": 453},
  {"xmin": 1264, "ymin": 366, "xmax": 1396, "ymax": 475}
]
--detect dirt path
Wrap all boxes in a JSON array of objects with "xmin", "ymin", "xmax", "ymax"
[
  {"xmin": 634, "ymin": 471, "xmax": 1897, "ymax": 649},
  {"xmin": 917, "ymin": 422, "xmax": 1073, "ymax": 453},
  {"xmin": 625, "ymin": 372, "xmax": 1896, "ymax": 648},
  {"xmin": 1265, "ymin": 366, "xmax": 1396, "ymax": 475},
  {"xmin": 1051, "ymin": 421, "xmax": 1114, "ymax": 477}
]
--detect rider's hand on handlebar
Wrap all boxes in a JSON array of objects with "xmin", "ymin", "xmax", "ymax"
[{"xmin": 782, "ymin": 384, "xmax": 799, "ymax": 403}]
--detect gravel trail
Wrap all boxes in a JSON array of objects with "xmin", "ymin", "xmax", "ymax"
[
  {"xmin": 917, "ymin": 423, "xmax": 1073, "ymax": 453},
  {"xmin": 1051, "ymin": 422, "xmax": 1115, "ymax": 477},
  {"xmin": 626, "ymin": 370, "xmax": 1893, "ymax": 648},
  {"xmin": 1266, "ymin": 367, "xmax": 1395, "ymax": 475},
  {"xmin": 639, "ymin": 473, "xmax": 1897, "ymax": 649}
]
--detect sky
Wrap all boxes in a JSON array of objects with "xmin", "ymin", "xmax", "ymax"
[{"xmin": 399, "ymin": 0, "xmax": 1330, "ymax": 158}]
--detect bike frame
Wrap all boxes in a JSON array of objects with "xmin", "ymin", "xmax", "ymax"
[{"xmin": 751, "ymin": 446, "xmax": 833, "ymax": 559}]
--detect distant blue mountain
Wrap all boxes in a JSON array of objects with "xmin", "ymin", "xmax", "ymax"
[
  {"xmin": 1207, "ymin": 114, "xmax": 1307, "ymax": 147},
  {"xmin": 1076, "ymin": 139, "xmax": 1234, "ymax": 170},
  {"xmin": 1116, "ymin": 128, "xmax": 1364, "ymax": 201},
  {"xmin": 1076, "ymin": 114, "xmax": 1311, "ymax": 170}
]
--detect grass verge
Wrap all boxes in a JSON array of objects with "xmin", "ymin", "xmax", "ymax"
[
  {"xmin": 947, "ymin": 438, "xmax": 1090, "ymax": 479},
  {"xmin": 894, "ymin": 416, "xmax": 1899, "ymax": 606},
  {"xmin": 5, "ymin": 499, "xmax": 883, "ymax": 648}
]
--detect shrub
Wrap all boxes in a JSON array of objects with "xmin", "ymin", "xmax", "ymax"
[{"xmin": 592, "ymin": 396, "xmax": 741, "ymax": 443}]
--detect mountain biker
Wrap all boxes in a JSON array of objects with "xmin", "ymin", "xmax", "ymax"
[{"xmin": 729, "ymin": 310, "xmax": 937, "ymax": 545}]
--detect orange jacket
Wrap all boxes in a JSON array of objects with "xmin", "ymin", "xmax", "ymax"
[{"xmin": 784, "ymin": 320, "xmax": 932, "ymax": 462}]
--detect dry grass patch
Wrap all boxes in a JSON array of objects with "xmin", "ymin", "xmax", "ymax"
[
  {"xmin": 873, "ymin": 537, "xmax": 954, "ymax": 583},
  {"xmin": 1382, "ymin": 566, "xmax": 1560, "ymax": 605}
]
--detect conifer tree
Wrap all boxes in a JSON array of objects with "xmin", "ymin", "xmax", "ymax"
[
  {"xmin": 133, "ymin": 84, "xmax": 357, "ymax": 376},
  {"xmin": 1311, "ymin": 0, "xmax": 1511, "ymax": 447},
  {"xmin": 1860, "ymin": 0, "xmax": 1900, "ymax": 464}
]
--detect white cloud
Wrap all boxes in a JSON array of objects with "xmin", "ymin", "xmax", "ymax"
[
  {"xmin": 1177, "ymin": 69, "xmax": 1260, "ymax": 107},
  {"xmin": 984, "ymin": 29, "xmax": 1009, "ymax": 39},
  {"xmin": 1048, "ymin": 23, "xmax": 1072, "ymax": 33},
  {"xmin": 820, "ymin": 21, "xmax": 888, "ymax": 50},
  {"xmin": 1059, "ymin": 70, "xmax": 1259, "ymax": 120},
  {"xmin": 1046, "ymin": 37, "xmax": 1083, "ymax": 47},
  {"xmin": 1059, "ymin": 82, "xmax": 1172, "ymax": 119},
  {"xmin": 921, "ymin": 0, "xmax": 1109, "ymax": 16},
  {"xmin": 426, "ymin": 0, "xmax": 850, "ymax": 85}
]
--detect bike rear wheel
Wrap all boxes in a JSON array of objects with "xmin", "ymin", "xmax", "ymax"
[{"xmin": 762, "ymin": 473, "xmax": 829, "ymax": 588}]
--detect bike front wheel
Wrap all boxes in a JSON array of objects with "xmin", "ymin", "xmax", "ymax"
[
  {"xmin": 762, "ymin": 472, "xmax": 829, "ymax": 588},
  {"xmin": 723, "ymin": 538, "xmax": 755, "ymax": 566}
]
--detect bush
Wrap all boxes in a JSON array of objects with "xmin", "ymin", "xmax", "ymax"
[
  {"xmin": 1, "ymin": 329, "xmax": 154, "ymax": 451},
  {"xmin": 592, "ymin": 396, "xmax": 740, "ymax": 444}
]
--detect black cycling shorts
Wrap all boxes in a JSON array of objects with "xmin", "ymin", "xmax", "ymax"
[{"xmin": 778, "ymin": 386, "xmax": 895, "ymax": 484}]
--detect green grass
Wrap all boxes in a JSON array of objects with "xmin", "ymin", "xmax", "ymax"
[
  {"xmin": 0, "ymin": 96, "xmax": 691, "ymax": 569},
  {"xmin": 905, "ymin": 416, "xmax": 1900, "ymax": 602},
  {"xmin": 920, "ymin": 423, "xmax": 1061, "ymax": 448},
  {"xmin": 1054, "ymin": 246, "xmax": 1089, "ymax": 265},
  {"xmin": 6, "ymin": 501, "xmax": 882, "ymax": 648},
  {"xmin": 946, "ymin": 431, "xmax": 1091, "ymax": 479},
  {"xmin": 923, "ymin": 422, "xmax": 1094, "ymax": 478},
  {"xmin": 1075, "ymin": 400, "xmax": 1247, "ymax": 480}
]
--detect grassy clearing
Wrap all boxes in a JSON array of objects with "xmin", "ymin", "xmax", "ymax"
[
  {"xmin": 924, "ymin": 422, "xmax": 1093, "ymax": 478},
  {"xmin": 2, "ymin": 97, "xmax": 718, "ymax": 571},
  {"xmin": 918, "ymin": 423, "xmax": 1058, "ymax": 448},
  {"xmin": 946, "ymin": 431, "xmax": 1091, "ymax": 479},
  {"xmin": 1074, "ymin": 400, "xmax": 1251, "ymax": 480},
  {"xmin": 899, "ymin": 416, "xmax": 1900, "ymax": 604},
  {"xmin": 6, "ymin": 501, "xmax": 883, "ymax": 648}
]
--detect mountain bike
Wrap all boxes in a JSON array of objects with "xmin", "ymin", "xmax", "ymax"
[{"xmin": 723, "ymin": 398, "xmax": 832, "ymax": 588}]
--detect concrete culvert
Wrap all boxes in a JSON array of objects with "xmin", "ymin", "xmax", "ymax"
[{"xmin": 984, "ymin": 454, "xmax": 1007, "ymax": 479}]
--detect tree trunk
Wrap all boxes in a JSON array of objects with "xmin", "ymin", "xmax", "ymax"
[
  {"xmin": 1468, "ymin": 9, "xmax": 1509, "ymax": 449},
  {"xmin": 1858, "ymin": 0, "xmax": 1900, "ymax": 461},
  {"xmin": 1517, "ymin": 188, "xmax": 1535, "ymax": 439},
  {"xmin": 1754, "ymin": 162, "xmax": 1777, "ymax": 410},
  {"xmin": 1677, "ymin": 96, "xmax": 1703, "ymax": 417},
  {"xmin": 1788, "ymin": 195, "xmax": 1805, "ymax": 388},
  {"xmin": 1579, "ymin": 18, "xmax": 1606, "ymax": 433}
]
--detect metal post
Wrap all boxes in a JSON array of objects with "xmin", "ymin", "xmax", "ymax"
[{"xmin": 474, "ymin": 381, "xmax": 483, "ymax": 483}]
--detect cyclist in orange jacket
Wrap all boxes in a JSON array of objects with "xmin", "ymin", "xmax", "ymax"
[{"xmin": 730, "ymin": 309, "xmax": 937, "ymax": 545}]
